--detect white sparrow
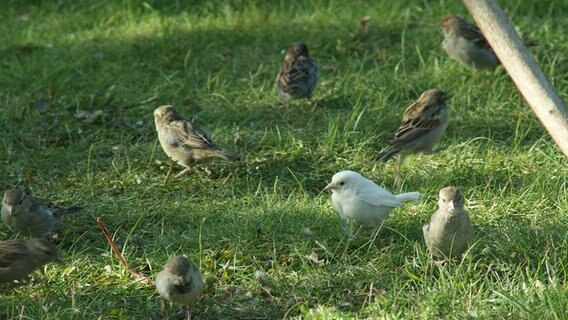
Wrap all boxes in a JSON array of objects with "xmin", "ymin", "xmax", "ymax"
[
  {"xmin": 440, "ymin": 15, "xmax": 500, "ymax": 71},
  {"xmin": 275, "ymin": 42, "xmax": 318, "ymax": 102},
  {"xmin": 423, "ymin": 187, "xmax": 473, "ymax": 259},
  {"xmin": 325, "ymin": 170, "xmax": 421, "ymax": 236},
  {"xmin": 156, "ymin": 255, "xmax": 203, "ymax": 316},
  {"xmin": 375, "ymin": 89, "xmax": 450, "ymax": 188},
  {"xmin": 1, "ymin": 188, "xmax": 83, "ymax": 238},
  {"xmin": 153, "ymin": 105, "xmax": 237, "ymax": 179},
  {"xmin": 0, "ymin": 238, "xmax": 62, "ymax": 284}
]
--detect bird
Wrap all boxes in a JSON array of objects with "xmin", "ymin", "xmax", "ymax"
[
  {"xmin": 0, "ymin": 238, "xmax": 62, "ymax": 284},
  {"xmin": 423, "ymin": 187, "xmax": 473, "ymax": 260},
  {"xmin": 325, "ymin": 170, "xmax": 421, "ymax": 237},
  {"xmin": 275, "ymin": 42, "xmax": 318, "ymax": 103},
  {"xmin": 440, "ymin": 15, "xmax": 500, "ymax": 71},
  {"xmin": 153, "ymin": 105, "xmax": 237, "ymax": 180},
  {"xmin": 155, "ymin": 255, "xmax": 204, "ymax": 317},
  {"xmin": 375, "ymin": 89, "xmax": 450, "ymax": 188},
  {"xmin": 1, "ymin": 188, "xmax": 83, "ymax": 238}
]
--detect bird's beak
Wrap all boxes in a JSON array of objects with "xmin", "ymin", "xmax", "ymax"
[
  {"xmin": 449, "ymin": 200, "xmax": 455, "ymax": 211},
  {"xmin": 7, "ymin": 205, "xmax": 13, "ymax": 217},
  {"xmin": 324, "ymin": 182, "xmax": 337, "ymax": 191}
]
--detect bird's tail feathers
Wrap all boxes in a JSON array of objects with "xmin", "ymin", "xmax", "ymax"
[
  {"xmin": 55, "ymin": 206, "xmax": 83, "ymax": 218},
  {"xmin": 214, "ymin": 149, "xmax": 238, "ymax": 161},
  {"xmin": 395, "ymin": 192, "xmax": 421, "ymax": 203},
  {"xmin": 375, "ymin": 147, "xmax": 400, "ymax": 162}
]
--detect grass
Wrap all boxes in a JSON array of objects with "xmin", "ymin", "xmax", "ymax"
[{"xmin": 1, "ymin": 0, "xmax": 567, "ymax": 319}]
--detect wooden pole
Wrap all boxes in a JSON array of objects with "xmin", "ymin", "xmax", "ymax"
[{"xmin": 463, "ymin": 0, "xmax": 568, "ymax": 158}]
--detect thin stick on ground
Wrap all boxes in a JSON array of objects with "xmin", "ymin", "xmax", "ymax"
[{"xmin": 97, "ymin": 217, "xmax": 155, "ymax": 286}]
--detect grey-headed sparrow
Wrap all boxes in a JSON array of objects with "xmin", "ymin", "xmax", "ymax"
[
  {"xmin": 156, "ymin": 255, "xmax": 203, "ymax": 316},
  {"xmin": 0, "ymin": 238, "xmax": 62, "ymax": 284},
  {"xmin": 375, "ymin": 89, "xmax": 450, "ymax": 188},
  {"xmin": 2, "ymin": 188, "xmax": 82, "ymax": 238},
  {"xmin": 275, "ymin": 42, "xmax": 318, "ymax": 102},
  {"xmin": 441, "ymin": 15, "xmax": 500, "ymax": 71},
  {"xmin": 153, "ymin": 105, "xmax": 237, "ymax": 179},
  {"xmin": 325, "ymin": 170, "xmax": 420, "ymax": 237},
  {"xmin": 423, "ymin": 187, "xmax": 473, "ymax": 259}
]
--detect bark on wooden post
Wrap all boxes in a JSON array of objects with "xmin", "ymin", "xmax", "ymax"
[{"xmin": 463, "ymin": 0, "xmax": 568, "ymax": 158}]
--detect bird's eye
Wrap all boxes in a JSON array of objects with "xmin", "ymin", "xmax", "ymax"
[
  {"xmin": 339, "ymin": 181, "xmax": 345, "ymax": 186},
  {"xmin": 441, "ymin": 199, "xmax": 446, "ymax": 202}
]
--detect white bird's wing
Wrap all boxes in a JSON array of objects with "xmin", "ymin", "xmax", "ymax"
[{"xmin": 357, "ymin": 182, "xmax": 401, "ymax": 208}]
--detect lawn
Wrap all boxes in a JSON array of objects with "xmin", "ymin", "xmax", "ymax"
[{"xmin": 1, "ymin": 0, "xmax": 567, "ymax": 319}]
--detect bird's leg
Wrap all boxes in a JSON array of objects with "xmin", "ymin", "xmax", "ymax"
[
  {"xmin": 164, "ymin": 160, "xmax": 175, "ymax": 184},
  {"xmin": 394, "ymin": 155, "xmax": 406, "ymax": 190},
  {"xmin": 354, "ymin": 224, "xmax": 363, "ymax": 238},
  {"xmin": 38, "ymin": 268, "xmax": 50, "ymax": 292},
  {"xmin": 174, "ymin": 167, "xmax": 191, "ymax": 179},
  {"xmin": 308, "ymin": 97, "xmax": 318, "ymax": 111},
  {"xmin": 184, "ymin": 307, "xmax": 192, "ymax": 320},
  {"xmin": 370, "ymin": 224, "xmax": 381, "ymax": 240},
  {"xmin": 161, "ymin": 299, "xmax": 169, "ymax": 316}
]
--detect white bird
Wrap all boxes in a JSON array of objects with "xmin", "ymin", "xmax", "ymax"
[{"xmin": 325, "ymin": 170, "xmax": 421, "ymax": 236}]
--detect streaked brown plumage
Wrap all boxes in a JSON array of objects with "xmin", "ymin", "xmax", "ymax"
[
  {"xmin": 2, "ymin": 188, "xmax": 82, "ymax": 238},
  {"xmin": 375, "ymin": 89, "xmax": 450, "ymax": 187},
  {"xmin": 153, "ymin": 105, "xmax": 237, "ymax": 179},
  {"xmin": 275, "ymin": 42, "xmax": 318, "ymax": 102},
  {"xmin": 0, "ymin": 238, "xmax": 62, "ymax": 284},
  {"xmin": 441, "ymin": 15, "xmax": 500, "ymax": 71}
]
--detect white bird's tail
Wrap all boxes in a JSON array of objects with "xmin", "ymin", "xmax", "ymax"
[{"xmin": 395, "ymin": 192, "xmax": 421, "ymax": 203}]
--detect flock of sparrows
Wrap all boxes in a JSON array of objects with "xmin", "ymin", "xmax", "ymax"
[{"xmin": 1, "ymin": 14, "xmax": 497, "ymax": 315}]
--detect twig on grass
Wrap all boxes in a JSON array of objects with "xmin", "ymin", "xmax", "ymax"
[{"xmin": 97, "ymin": 217, "xmax": 155, "ymax": 286}]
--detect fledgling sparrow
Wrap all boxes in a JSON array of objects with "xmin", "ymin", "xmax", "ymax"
[
  {"xmin": 325, "ymin": 170, "xmax": 421, "ymax": 237},
  {"xmin": 423, "ymin": 187, "xmax": 473, "ymax": 259},
  {"xmin": 0, "ymin": 238, "xmax": 62, "ymax": 284},
  {"xmin": 2, "ymin": 188, "xmax": 83, "ymax": 238},
  {"xmin": 155, "ymin": 255, "xmax": 204, "ymax": 316},
  {"xmin": 275, "ymin": 42, "xmax": 318, "ymax": 102},
  {"xmin": 375, "ymin": 89, "xmax": 450, "ymax": 188},
  {"xmin": 153, "ymin": 105, "xmax": 237, "ymax": 179},
  {"xmin": 440, "ymin": 15, "xmax": 500, "ymax": 71}
]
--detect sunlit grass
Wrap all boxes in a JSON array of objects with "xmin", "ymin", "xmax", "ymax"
[{"xmin": 0, "ymin": 0, "xmax": 567, "ymax": 318}]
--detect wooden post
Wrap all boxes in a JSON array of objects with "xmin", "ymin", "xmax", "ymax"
[{"xmin": 463, "ymin": 0, "xmax": 568, "ymax": 158}]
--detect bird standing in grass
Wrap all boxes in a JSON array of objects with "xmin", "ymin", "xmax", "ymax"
[
  {"xmin": 153, "ymin": 105, "xmax": 237, "ymax": 180},
  {"xmin": 156, "ymin": 255, "xmax": 203, "ymax": 318},
  {"xmin": 325, "ymin": 170, "xmax": 421, "ymax": 237},
  {"xmin": 440, "ymin": 15, "xmax": 500, "ymax": 71},
  {"xmin": 423, "ymin": 187, "xmax": 473, "ymax": 260},
  {"xmin": 0, "ymin": 238, "xmax": 62, "ymax": 284},
  {"xmin": 375, "ymin": 89, "xmax": 450, "ymax": 188},
  {"xmin": 275, "ymin": 42, "xmax": 318, "ymax": 103},
  {"xmin": 1, "ymin": 188, "xmax": 82, "ymax": 238}
]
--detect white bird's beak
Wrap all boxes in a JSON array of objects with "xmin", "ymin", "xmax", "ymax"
[
  {"xmin": 324, "ymin": 182, "xmax": 337, "ymax": 191},
  {"xmin": 449, "ymin": 201, "xmax": 455, "ymax": 211}
]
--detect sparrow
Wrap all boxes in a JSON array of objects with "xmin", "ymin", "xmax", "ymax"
[
  {"xmin": 153, "ymin": 105, "xmax": 237, "ymax": 179},
  {"xmin": 375, "ymin": 89, "xmax": 450, "ymax": 188},
  {"xmin": 423, "ymin": 187, "xmax": 473, "ymax": 259},
  {"xmin": 0, "ymin": 238, "xmax": 62, "ymax": 284},
  {"xmin": 440, "ymin": 15, "xmax": 500, "ymax": 71},
  {"xmin": 155, "ymin": 255, "xmax": 204, "ymax": 316},
  {"xmin": 325, "ymin": 170, "xmax": 421, "ymax": 236},
  {"xmin": 275, "ymin": 42, "xmax": 318, "ymax": 102},
  {"xmin": 2, "ymin": 188, "xmax": 83, "ymax": 238}
]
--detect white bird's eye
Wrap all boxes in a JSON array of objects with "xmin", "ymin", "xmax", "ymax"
[{"xmin": 339, "ymin": 181, "xmax": 345, "ymax": 186}]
